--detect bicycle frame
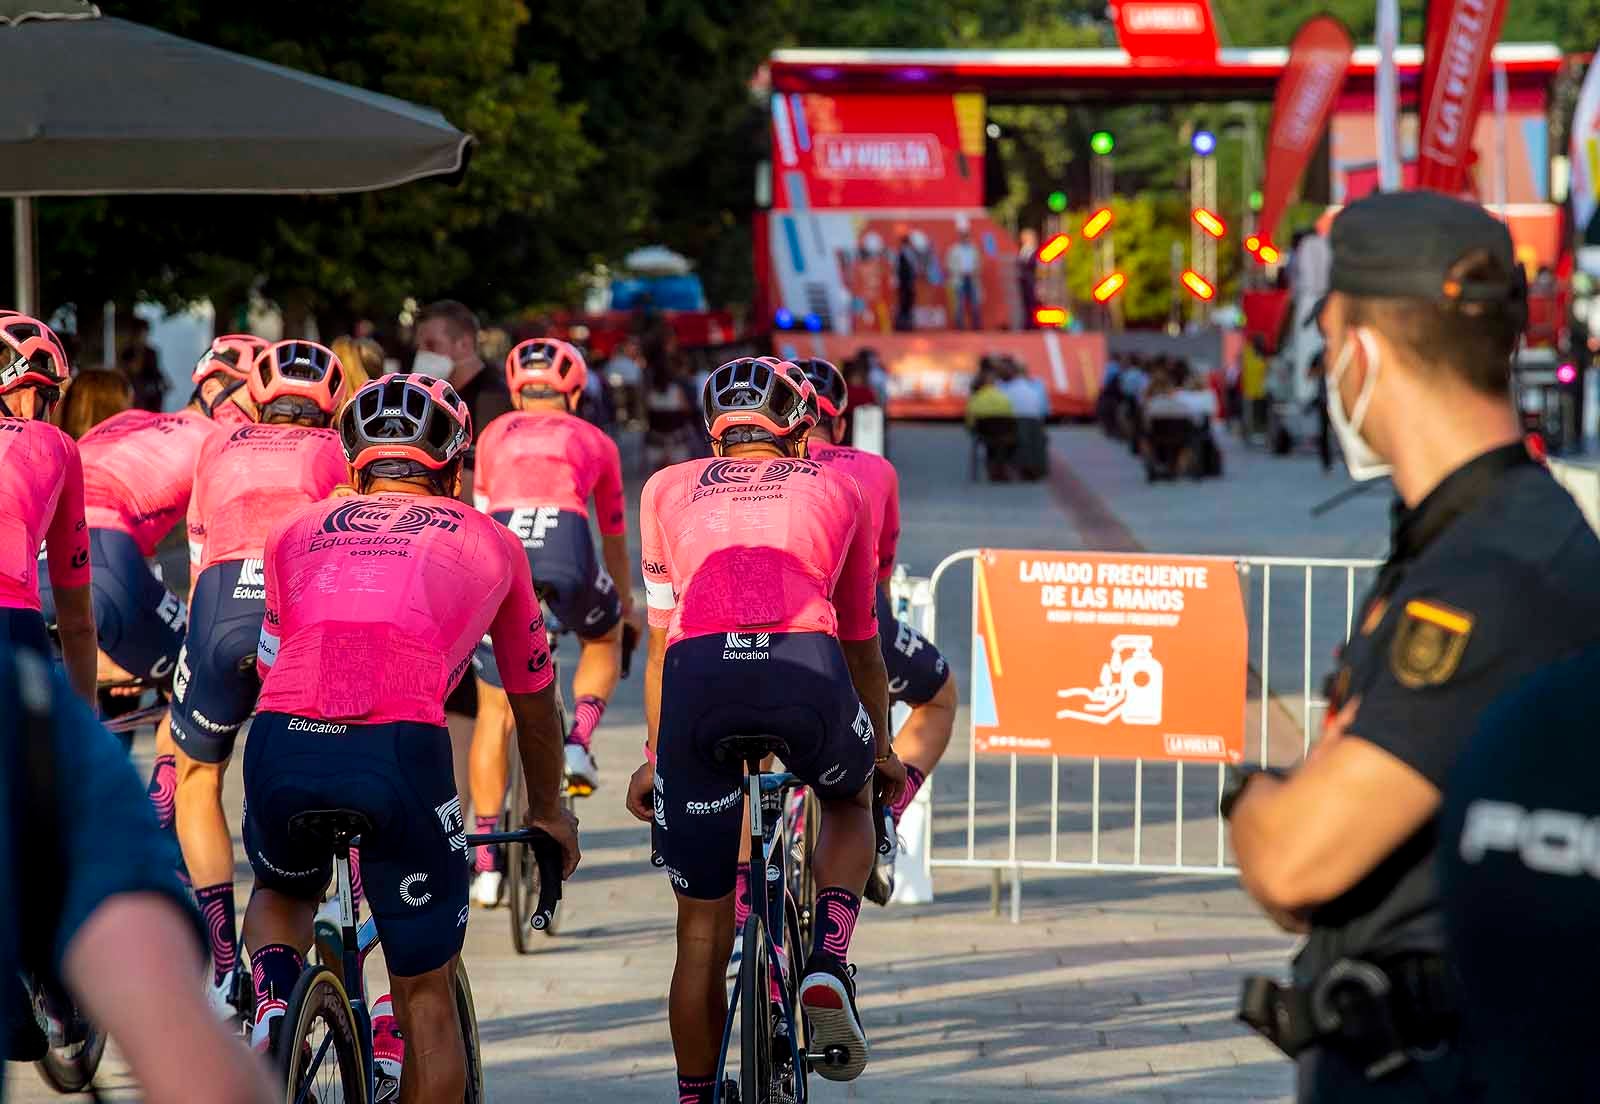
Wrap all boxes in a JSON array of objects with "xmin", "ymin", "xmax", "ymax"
[{"xmin": 713, "ymin": 762, "xmax": 807, "ymax": 1104}]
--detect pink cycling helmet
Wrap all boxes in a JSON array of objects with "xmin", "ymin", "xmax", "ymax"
[
  {"xmin": 194, "ymin": 333, "xmax": 269, "ymax": 386},
  {"xmin": 0, "ymin": 313, "xmax": 71, "ymax": 397},
  {"xmin": 249, "ymin": 339, "xmax": 346, "ymax": 417},
  {"xmin": 339, "ymin": 373, "xmax": 472, "ymax": 473},
  {"xmin": 701, "ymin": 356, "xmax": 817, "ymax": 444},
  {"xmin": 505, "ymin": 338, "xmax": 587, "ymax": 397}
]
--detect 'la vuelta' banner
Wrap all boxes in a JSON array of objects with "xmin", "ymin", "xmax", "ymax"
[
  {"xmin": 1257, "ymin": 15, "xmax": 1353, "ymax": 247},
  {"xmin": 1416, "ymin": 0, "xmax": 1508, "ymax": 195}
]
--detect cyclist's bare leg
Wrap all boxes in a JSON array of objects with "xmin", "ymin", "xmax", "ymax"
[
  {"xmin": 241, "ymin": 887, "xmax": 316, "ymax": 960},
  {"xmin": 390, "ymin": 960, "xmax": 467, "ymax": 1104},
  {"xmin": 888, "ymin": 671, "xmax": 956, "ymax": 779},
  {"xmin": 670, "ymin": 892, "xmax": 737, "ymax": 1077},
  {"xmin": 572, "ymin": 621, "xmax": 622, "ymax": 703},
  {"xmin": 469, "ymin": 678, "xmax": 513, "ymax": 821},
  {"xmin": 813, "ymin": 778, "xmax": 874, "ymax": 893},
  {"xmin": 175, "ymin": 752, "xmax": 234, "ymax": 886}
]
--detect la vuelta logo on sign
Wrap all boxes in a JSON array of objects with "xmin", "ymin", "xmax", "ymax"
[
  {"xmin": 1110, "ymin": 0, "xmax": 1219, "ymax": 64},
  {"xmin": 814, "ymin": 133, "xmax": 943, "ymax": 180},
  {"xmin": 970, "ymin": 550, "xmax": 1246, "ymax": 763},
  {"xmin": 1121, "ymin": 2, "xmax": 1204, "ymax": 32}
]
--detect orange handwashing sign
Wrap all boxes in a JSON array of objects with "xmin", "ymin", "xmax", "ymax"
[{"xmin": 971, "ymin": 550, "xmax": 1247, "ymax": 763}]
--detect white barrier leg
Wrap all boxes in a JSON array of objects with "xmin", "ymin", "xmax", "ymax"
[{"xmin": 888, "ymin": 785, "xmax": 934, "ymax": 905}]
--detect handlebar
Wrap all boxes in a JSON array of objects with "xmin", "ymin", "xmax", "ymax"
[{"xmin": 465, "ymin": 826, "xmax": 564, "ymax": 932}]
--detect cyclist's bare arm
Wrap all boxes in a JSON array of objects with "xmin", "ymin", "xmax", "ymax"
[
  {"xmin": 508, "ymin": 684, "xmax": 580, "ymax": 877},
  {"xmin": 53, "ymin": 582, "xmax": 97, "ymax": 705},
  {"xmin": 64, "ymin": 892, "xmax": 273, "ymax": 1103}
]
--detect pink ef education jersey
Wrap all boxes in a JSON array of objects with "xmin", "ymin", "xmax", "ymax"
[
  {"xmin": 81, "ymin": 409, "xmax": 219, "ymax": 556},
  {"xmin": 639, "ymin": 455, "xmax": 879, "ymax": 648},
  {"xmin": 187, "ymin": 424, "xmax": 347, "ymax": 573},
  {"xmin": 256, "ymin": 494, "xmax": 553, "ymax": 725},
  {"xmin": 0, "ymin": 419, "xmax": 89, "ymax": 609},
  {"xmin": 473, "ymin": 411, "xmax": 626, "ymax": 535},
  {"xmin": 807, "ymin": 442, "xmax": 900, "ymax": 584}
]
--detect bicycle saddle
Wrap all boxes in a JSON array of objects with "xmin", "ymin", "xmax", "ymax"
[
  {"xmin": 712, "ymin": 734, "xmax": 790, "ymax": 766},
  {"xmin": 287, "ymin": 808, "xmax": 373, "ymax": 845}
]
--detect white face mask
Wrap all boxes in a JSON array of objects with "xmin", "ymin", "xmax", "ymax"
[
  {"xmin": 413, "ymin": 349, "xmax": 453, "ymax": 379},
  {"xmin": 1326, "ymin": 328, "xmax": 1393, "ymax": 482}
]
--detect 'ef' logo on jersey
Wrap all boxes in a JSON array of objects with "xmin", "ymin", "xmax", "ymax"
[{"xmin": 507, "ymin": 507, "xmax": 560, "ymax": 548}]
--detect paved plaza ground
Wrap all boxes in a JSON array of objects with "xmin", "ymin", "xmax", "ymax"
[{"xmin": 10, "ymin": 422, "xmax": 1396, "ymax": 1102}]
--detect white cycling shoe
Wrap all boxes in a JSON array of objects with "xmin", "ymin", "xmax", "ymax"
[
  {"xmin": 207, "ymin": 968, "xmax": 243, "ymax": 1022},
  {"xmin": 472, "ymin": 870, "xmax": 504, "ymax": 909},
  {"xmin": 564, "ymin": 742, "xmax": 599, "ymax": 793}
]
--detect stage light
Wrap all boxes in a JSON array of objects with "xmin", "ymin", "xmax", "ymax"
[
  {"xmin": 1047, "ymin": 190, "xmax": 1068, "ymax": 214},
  {"xmin": 1082, "ymin": 208, "xmax": 1113, "ymax": 239},
  {"xmin": 774, "ymin": 308, "xmax": 794, "ymax": 330},
  {"xmin": 1192, "ymin": 208, "xmax": 1226, "ymax": 238},
  {"xmin": 1257, "ymin": 244, "xmax": 1281, "ymax": 264},
  {"xmin": 1559, "ymin": 363, "xmax": 1579, "ymax": 385},
  {"xmin": 802, "ymin": 313, "xmax": 823, "ymax": 333},
  {"xmin": 1191, "ymin": 130, "xmax": 1216, "ymax": 157},
  {"xmin": 1090, "ymin": 131, "xmax": 1114, "ymax": 156},
  {"xmin": 1244, "ymin": 235, "xmax": 1261, "ymax": 254},
  {"xmin": 1181, "ymin": 270, "xmax": 1215, "ymax": 300},
  {"xmin": 1037, "ymin": 233, "xmax": 1071, "ymax": 263},
  {"xmin": 1249, "ymin": 189, "xmax": 1264, "ymax": 211},
  {"xmin": 1091, "ymin": 273, "xmax": 1127, "ymax": 303},
  {"xmin": 1034, "ymin": 306, "xmax": 1068, "ymax": 326}
]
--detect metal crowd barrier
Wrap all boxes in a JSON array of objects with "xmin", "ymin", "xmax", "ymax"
[{"xmin": 892, "ymin": 550, "xmax": 1382, "ymax": 921}]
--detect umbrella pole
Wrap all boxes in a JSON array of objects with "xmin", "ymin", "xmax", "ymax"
[{"xmin": 12, "ymin": 196, "xmax": 37, "ymax": 316}]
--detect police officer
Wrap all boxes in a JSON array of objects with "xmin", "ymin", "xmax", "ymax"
[
  {"xmin": 1437, "ymin": 642, "xmax": 1600, "ymax": 1101},
  {"xmin": 1222, "ymin": 190, "xmax": 1600, "ymax": 1102}
]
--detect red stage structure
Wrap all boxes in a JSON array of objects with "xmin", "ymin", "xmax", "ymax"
[{"xmin": 758, "ymin": 42, "xmax": 1563, "ymax": 417}]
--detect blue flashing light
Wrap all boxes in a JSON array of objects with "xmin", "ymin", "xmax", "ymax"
[
  {"xmin": 802, "ymin": 312, "xmax": 823, "ymax": 332},
  {"xmin": 1191, "ymin": 129, "xmax": 1216, "ymax": 157},
  {"xmin": 774, "ymin": 307, "xmax": 794, "ymax": 330}
]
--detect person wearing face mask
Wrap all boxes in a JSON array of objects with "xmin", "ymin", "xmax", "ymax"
[
  {"xmin": 411, "ymin": 300, "xmax": 514, "ymax": 502},
  {"xmin": 1222, "ymin": 191, "xmax": 1600, "ymax": 1103}
]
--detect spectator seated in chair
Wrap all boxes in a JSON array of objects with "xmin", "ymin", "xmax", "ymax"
[
  {"xmin": 996, "ymin": 356, "xmax": 1050, "ymax": 482},
  {"xmin": 1139, "ymin": 370, "xmax": 1206, "ymax": 481},
  {"xmin": 965, "ymin": 358, "xmax": 1017, "ymax": 481}
]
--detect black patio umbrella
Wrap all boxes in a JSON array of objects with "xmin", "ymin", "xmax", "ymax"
[{"xmin": 0, "ymin": 0, "xmax": 474, "ymax": 311}]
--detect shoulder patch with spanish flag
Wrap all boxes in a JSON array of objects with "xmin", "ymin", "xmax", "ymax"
[{"xmin": 1390, "ymin": 598, "xmax": 1474, "ymax": 688}]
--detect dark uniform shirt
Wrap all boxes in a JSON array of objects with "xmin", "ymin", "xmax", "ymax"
[{"xmin": 1296, "ymin": 443, "xmax": 1600, "ymax": 984}]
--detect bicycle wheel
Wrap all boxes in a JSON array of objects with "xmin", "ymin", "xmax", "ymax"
[
  {"xmin": 506, "ymin": 760, "xmax": 536, "ymax": 954},
  {"xmin": 739, "ymin": 913, "xmax": 773, "ymax": 1104},
  {"xmin": 33, "ymin": 999, "xmax": 106, "ymax": 1094},
  {"xmin": 454, "ymin": 960, "xmax": 485, "ymax": 1104},
  {"xmin": 277, "ymin": 967, "xmax": 367, "ymax": 1104}
]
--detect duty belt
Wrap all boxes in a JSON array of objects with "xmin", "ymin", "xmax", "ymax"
[{"xmin": 1238, "ymin": 955, "xmax": 1458, "ymax": 1080}]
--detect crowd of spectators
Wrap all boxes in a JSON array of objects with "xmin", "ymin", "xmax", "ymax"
[
  {"xmin": 1098, "ymin": 352, "xmax": 1222, "ymax": 481},
  {"xmin": 964, "ymin": 354, "xmax": 1049, "ymax": 481}
]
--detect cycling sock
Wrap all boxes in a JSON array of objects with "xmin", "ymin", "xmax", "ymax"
[
  {"xmin": 250, "ymin": 943, "xmax": 304, "ymax": 1022},
  {"xmin": 195, "ymin": 882, "xmax": 238, "ymax": 985},
  {"xmin": 348, "ymin": 844, "xmax": 364, "ymax": 913},
  {"xmin": 146, "ymin": 754, "xmax": 177, "ymax": 831},
  {"xmin": 677, "ymin": 1074, "xmax": 716, "ymax": 1104},
  {"xmin": 733, "ymin": 865, "xmax": 752, "ymax": 930},
  {"xmin": 888, "ymin": 763, "xmax": 927, "ymax": 823},
  {"xmin": 567, "ymin": 695, "xmax": 606, "ymax": 750},
  {"xmin": 474, "ymin": 815, "xmax": 499, "ymax": 873},
  {"xmin": 810, "ymin": 887, "xmax": 861, "ymax": 967}
]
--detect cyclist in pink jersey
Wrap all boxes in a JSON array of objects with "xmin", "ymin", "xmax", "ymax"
[
  {"xmin": 624, "ymin": 357, "xmax": 905, "ymax": 1101},
  {"xmin": 171, "ymin": 339, "xmax": 348, "ymax": 1019},
  {"xmin": 797, "ymin": 358, "xmax": 955, "ymax": 905},
  {"xmin": 241, "ymin": 374, "xmax": 576, "ymax": 1103},
  {"xmin": 41, "ymin": 336, "xmax": 270, "ymax": 872},
  {"xmin": 466, "ymin": 338, "xmax": 633, "ymax": 902},
  {"xmin": 0, "ymin": 313, "xmax": 96, "ymax": 703}
]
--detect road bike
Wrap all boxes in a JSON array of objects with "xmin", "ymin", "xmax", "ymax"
[
  {"xmin": 14, "ymin": 972, "xmax": 108, "ymax": 1096},
  {"xmin": 274, "ymin": 809, "xmax": 562, "ymax": 1104}
]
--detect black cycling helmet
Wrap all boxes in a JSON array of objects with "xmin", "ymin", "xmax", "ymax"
[
  {"xmin": 792, "ymin": 357, "xmax": 848, "ymax": 419},
  {"xmin": 339, "ymin": 373, "xmax": 472, "ymax": 483},
  {"xmin": 701, "ymin": 357, "xmax": 818, "ymax": 446}
]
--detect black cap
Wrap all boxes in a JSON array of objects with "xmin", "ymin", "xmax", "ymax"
[{"xmin": 1329, "ymin": 191, "xmax": 1520, "ymax": 304}]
